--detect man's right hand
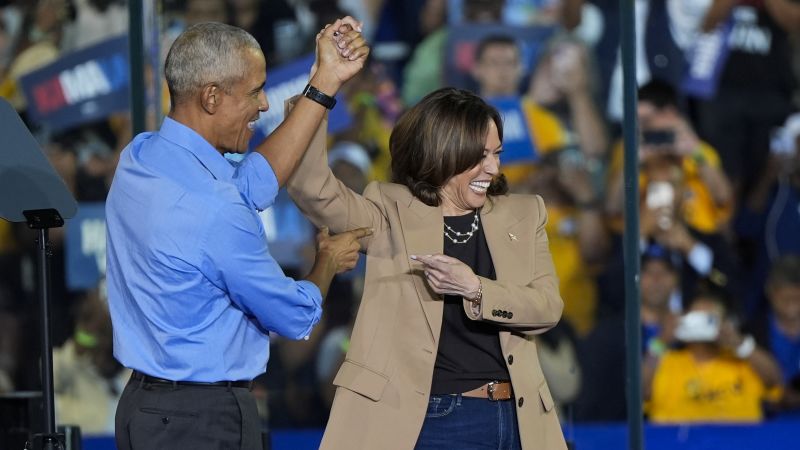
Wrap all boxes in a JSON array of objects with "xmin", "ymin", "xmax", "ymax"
[{"xmin": 316, "ymin": 226, "xmax": 372, "ymax": 273}]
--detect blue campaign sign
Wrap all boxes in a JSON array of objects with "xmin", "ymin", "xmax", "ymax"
[
  {"xmin": 248, "ymin": 54, "xmax": 352, "ymax": 150},
  {"xmin": 19, "ymin": 35, "xmax": 129, "ymax": 132},
  {"xmin": 65, "ymin": 202, "xmax": 107, "ymax": 291},
  {"xmin": 486, "ymin": 96, "xmax": 538, "ymax": 164},
  {"xmin": 682, "ymin": 18, "xmax": 733, "ymax": 99}
]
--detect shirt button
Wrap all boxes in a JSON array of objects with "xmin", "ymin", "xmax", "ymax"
[
  {"xmin": 518, "ymin": 397, "xmax": 524, "ymax": 407},
  {"xmin": 507, "ymin": 355, "xmax": 513, "ymax": 365}
]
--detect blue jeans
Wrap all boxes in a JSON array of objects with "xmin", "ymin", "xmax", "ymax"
[{"xmin": 415, "ymin": 394, "xmax": 522, "ymax": 450}]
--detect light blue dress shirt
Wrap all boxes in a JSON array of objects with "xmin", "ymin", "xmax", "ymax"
[{"xmin": 106, "ymin": 117, "xmax": 322, "ymax": 382}]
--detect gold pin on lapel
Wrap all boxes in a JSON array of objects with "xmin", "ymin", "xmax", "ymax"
[{"xmin": 508, "ymin": 233, "xmax": 518, "ymax": 241}]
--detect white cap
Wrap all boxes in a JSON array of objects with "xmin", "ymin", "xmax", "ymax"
[
  {"xmin": 771, "ymin": 112, "xmax": 800, "ymax": 155},
  {"xmin": 783, "ymin": 112, "xmax": 800, "ymax": 144},
  {"xmin": 328, "ymin": 141, "xmax": 372, "ymax": 175}
]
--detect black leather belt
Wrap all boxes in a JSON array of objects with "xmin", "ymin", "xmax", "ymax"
[{"xmin": 132, "ymin": 370, "xmax": 253, "ymax": 390}]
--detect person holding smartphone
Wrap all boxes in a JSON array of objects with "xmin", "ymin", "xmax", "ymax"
[{"xmin": 604, "ymin": 79, "xmax": 737, "ymax": 309}]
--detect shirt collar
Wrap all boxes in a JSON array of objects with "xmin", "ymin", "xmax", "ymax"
[{"xmin": 159, "ymin": 117, "xmax": 235, "ymax": 182}]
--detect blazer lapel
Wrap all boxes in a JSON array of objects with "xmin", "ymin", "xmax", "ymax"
[
  {"xmin": 481, "ymin": 199, "xmax": 532, "ymax": 348},
  {"xmin": 396, "ymin": 197, "xmax": 444, "ymax": 345}
]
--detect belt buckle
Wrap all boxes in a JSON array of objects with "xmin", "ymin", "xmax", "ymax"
[{"xmin": 487, "ymin": 381, "xmax": 499, "ymax": 401}]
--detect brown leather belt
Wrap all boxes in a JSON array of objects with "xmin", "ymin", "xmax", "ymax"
[{"xmin": 461, "ymin": 381, "xmax": 513, "ymax": 401}]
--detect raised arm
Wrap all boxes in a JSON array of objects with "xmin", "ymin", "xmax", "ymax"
[
  {"xmin": 702, "ymin": 0, "xmax": 737, "ymax": 32},
  {"xmin": 765, "ymin": 0, "xmax": 800, "ymax": 33},
  {"xmin": 254, "ymin": 17, "xmax": 370, "ymax": 186},
  {"xmin": 285, "ymin": 103, "xmax": 388, "ymax": 251}
]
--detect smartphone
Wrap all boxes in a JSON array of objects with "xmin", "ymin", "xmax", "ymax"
[
  {"xmin": 642, "ymin": 129, "xmax": 676, "ymax": 147},
  {"xmin": 645, "ymin": 181, "xmax": 675, "ymax": 210}
]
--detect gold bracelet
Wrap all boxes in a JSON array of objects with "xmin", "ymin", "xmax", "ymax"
[{"xmin": 471, "ymin": 280, "xmax": 483, "ymax": 304}]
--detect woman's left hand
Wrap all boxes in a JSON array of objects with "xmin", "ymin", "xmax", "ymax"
[{"xmin": 411, "ymin": 254, "xmax": 481, "ymax": 300}]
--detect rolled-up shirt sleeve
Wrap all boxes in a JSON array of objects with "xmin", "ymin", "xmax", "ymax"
[
  {"xmin": 200, "ymin": 200, "xmax": 322, "ymax": 340},
  {"xmin": 232, "ymin": 152, "xmax": 279, "ymax": 211}
]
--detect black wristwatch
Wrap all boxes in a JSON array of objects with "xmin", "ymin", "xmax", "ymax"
[{"xmin": 302, "ymin": 84, "xmax": 337, "ymax": 110}]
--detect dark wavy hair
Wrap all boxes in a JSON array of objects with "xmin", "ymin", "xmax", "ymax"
[{"xmin": 390, "ymin": 88, "xmax": 508, "ymax": 206}]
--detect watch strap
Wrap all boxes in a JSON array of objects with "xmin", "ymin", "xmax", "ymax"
[{"xmin": 302, "ymin": 84, "xmax": 336, "ymax": 109}]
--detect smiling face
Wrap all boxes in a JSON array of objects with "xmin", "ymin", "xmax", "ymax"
[
  {"xmin": 440, "ymin": 119, "xmax": 502, "ymax": 216},
  {"xmin": 215, "ymin": 47, "xmax": 268, "ymax": 154}
]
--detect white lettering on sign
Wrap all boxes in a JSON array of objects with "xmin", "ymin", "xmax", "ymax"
[
  {"xmin": 80, "ymin": 218, "xmax": 107, "ymax": 275},
  {"xmin": 690, "ymin": 31, "xmax": 724, "ymax": 79},
  {"xmin": 502, "ymin": 109, "xmax": 526, "ymax": 142},
  {"xmin": 59, "ymin": 61, "xmax": 112, "ymax": 104}
]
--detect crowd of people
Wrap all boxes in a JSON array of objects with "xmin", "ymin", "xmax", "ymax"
[{"xmin": 0, "ymin": 0, "xmax": 799, "ymax": 441}]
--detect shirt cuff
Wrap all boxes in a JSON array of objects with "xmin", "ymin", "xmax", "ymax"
[
  {"xmin": 294, "ymin": 280, "xmax": 323, "ymax": 340},
  {"xmin": 235, "ymin": 152, "xmax": 279, "ymax": 211},
  {"xmin": 687, "ymin": 242, "xmax": 713, "ymax": 276}
]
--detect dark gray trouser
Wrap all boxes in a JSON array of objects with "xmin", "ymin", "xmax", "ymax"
[{"xmin": 115, "ymin": 375, "xmax": 262, "ymax": 450}]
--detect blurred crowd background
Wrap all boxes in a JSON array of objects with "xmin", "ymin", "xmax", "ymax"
[{"xmin": 1, "ymin": 0, "xmax": 800, "ymax": 440}]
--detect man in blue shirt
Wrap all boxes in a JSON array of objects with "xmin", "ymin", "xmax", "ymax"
[
  {"xmin": 107, "ymin": 20, "xmax": 371, "ymax": 450},
  {"xmin": 746, "ymin": 256, "xmax": 800, "ymax": 411}
]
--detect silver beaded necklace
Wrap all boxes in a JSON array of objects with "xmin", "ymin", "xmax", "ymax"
[{"xmin": 443, "ymin": 209, "xmax": 480, "ymax": 244}]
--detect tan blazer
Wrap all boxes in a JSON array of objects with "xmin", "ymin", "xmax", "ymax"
[{"xmin": 286, "ymin": 117, "xmax": 567, "ymax": 450}]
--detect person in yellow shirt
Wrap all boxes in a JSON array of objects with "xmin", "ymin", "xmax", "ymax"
[
  {"xmin": 606, "ymin": 79, "xmax": 734, "ymax": 235},
  {"xmin": 645, "ymin": 284, "xmax": 784, "ymax": 423}
]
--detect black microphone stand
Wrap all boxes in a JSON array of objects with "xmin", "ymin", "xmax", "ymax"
[{"xmin": 24, "ymin": 210, "xmax": 65, "ymax": 450}]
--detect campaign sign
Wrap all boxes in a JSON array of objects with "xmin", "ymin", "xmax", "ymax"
[
  {"xmin": 65, "ymin": 202, "xmax": 106, "ymax": 290},
  {"xmin": 682, "ymin": 18, "xmax": 734, "ymax": 99},
  {"xmin": 248, "ymin": 54, "xmax": 352, "ymax": 150},
  {"xmin": 19, "ymin": 35, "xmax": 129, "ymax": 132},
  {"xmin": 486, "ymin": 96, "xmax": 538, "ymax": 164},
  {"xmin": 445, "ymin": 24, "xmax": 555, "ymax": 91}
]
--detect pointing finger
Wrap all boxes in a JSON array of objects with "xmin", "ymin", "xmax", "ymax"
[{"xmin": 346, "ymin": 227, "xmax": 374, "ymax": 239}]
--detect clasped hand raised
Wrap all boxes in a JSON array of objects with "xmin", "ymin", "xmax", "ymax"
[{"xmin": 310, "ymin": 16, "xmax": 370, "ymax": 91}]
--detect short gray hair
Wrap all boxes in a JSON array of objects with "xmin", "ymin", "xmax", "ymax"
[{"xmin": 165, "ymin": 22, "xmax": 261, "ymax": 105}]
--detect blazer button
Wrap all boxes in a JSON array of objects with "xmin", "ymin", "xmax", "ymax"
[
  {"xmin": 508, "ymin": 312, "xmax": 513, "ymax": 319},
  {"xmin": 518, "ymin": 397, "xmax": 524, "ymax": 407},
  {"xmin": 492, "ymin": 309, "xmax": 499, "ymax": 317},
  {"xmin": 502, "ymin": 311, "xmax": 509, "ymax": 318},
  {"xmin": 507, "ymin": 354, "xmax": 513, "ymax": 365}
]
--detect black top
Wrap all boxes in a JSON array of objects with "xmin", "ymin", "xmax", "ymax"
[
  {"xmin": 719, "ymin": 4, "xmax": 796, "ymax": 94},
  {"xmin": 430, "ymin": 210, "xmax": 510, "ymax": 395}
]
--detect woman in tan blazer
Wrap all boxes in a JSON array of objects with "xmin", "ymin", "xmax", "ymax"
[{"xmin": 288, "ymin": 88, "xmax": 567, "ymax": 450}]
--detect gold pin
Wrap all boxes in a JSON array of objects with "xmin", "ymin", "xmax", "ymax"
[{"xmin": 508, "ymin": 233, "xmax": 517, "ymax": 241}]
